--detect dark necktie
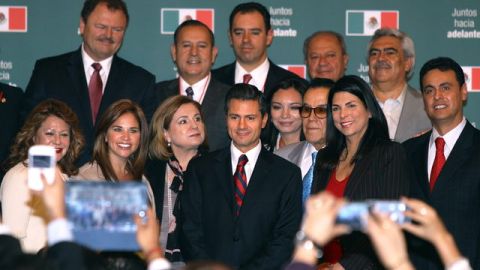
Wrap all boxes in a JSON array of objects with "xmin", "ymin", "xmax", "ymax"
[
  {"xmin": 302, "ymin": 151, "xmax": 317, "ymax": 204},
  {"xmin": 430, "ymin": 137, "xmax": 446, "ymax": 191},
  {"xmin": 186, "ymin": 86, "xmax": 194, "ymax": 99},
  {"xmin": 233, "ymin": 154, "xmax": 248, "ymax": 216},
  {"xmin": 88, "ymin": 63, "xmax": 103, "ymax": 124},
  {"xmin": 243, "ymin": 74, "xmax": 252, "ymax": 84}
]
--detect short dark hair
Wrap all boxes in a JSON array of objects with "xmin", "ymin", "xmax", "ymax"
[
  {"xmin": 225, "ymin": 83, "xmax": 267, "ymax": 117},
  {"xmin": 303, "ymin": 31, "xmax": 347, "ymax": 60},
  {"xmin": 229, "ymin": 2, "xmax": 271, "ymax": 32},
  {"xmin": 81, "ymin": 0, "xmax": 129, "ymax": 25},
  {"xmin": 173, "ymin": 19, "xmax": 215, "ymax": 46},
  {"xmin": 308, "ymin": 78, "xmax": 336, "ymax": 90},
  {"xmin": 419, "ymin": 57, "xmax": 465, "ymax": 91},
  {"xmin": 319, "ymin": 75, "xmax": 389, "ymax": 170}
]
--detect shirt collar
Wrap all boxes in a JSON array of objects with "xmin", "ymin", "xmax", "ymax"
[
  {"xmin": 179, "ymin": 74, "xmax": 210, "ymax": 103},
  {"xmin": 81, "ymin": 43, "xmax": 113, "ymax": 76},
  {"xmin": 231, "ymin": 140, "xmax": 262, "ymax": 167},
  {"xmin": 234, "ymin": 58, "xmax": 270, "ymax": 90},
  {"xmin": 429, "ymin": 117, "xmax": 467, "ymax": 152},
  {"xmin": 378, "ymin": 84, "xmax": 407, "ymax": 107}
]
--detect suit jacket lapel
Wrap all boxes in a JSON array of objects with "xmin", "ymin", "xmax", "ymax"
[
  {"xmin": 99, "ymin": 55, "xmax": 123, "ymax": 121},
  {"xmin": 289, "ymin": 142, "xmax": 308, "ymax": 167},
  {"xmin": 215, "ymin": 149, "xmax": 235, "ymax": 215},
  {"xmin": 67, "ymin": 49, "xmax": 93, "ymax": 127},
  {"xmin": 433, "ymin": 122, "xmax": 474, "ymax": 192},
  {"xmin": 201, "ymin": 79, "xmax": 219, "ymax": 121},
  {"xmin": 413, "ymin": 133, "xmax": 432, "ymax": 198},
  {"xmin": 240, "ymin": 148, "xmax": 270, "ymax": 214},
  {"xmin": 345, "ymin": 153, "xmax": 373, "ymax": 196}
]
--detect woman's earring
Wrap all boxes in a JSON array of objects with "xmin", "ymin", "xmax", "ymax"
[{"xmin": 168, "ymin": 141, "xmax": 171, "ymax": 147}]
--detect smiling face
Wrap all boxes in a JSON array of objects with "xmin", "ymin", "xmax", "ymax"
[
  {"xmin": 227, "ymin": 99, "xmax": 267, "ymax": 153},
  {"xmin": 229, "ymin": 11, "xmax": 273, "ymax": 70},
  {"xmin": 106, "ymin": 112, "xmax": 140, "ymax": 163},
  {"xmin": 79, "ymin": 3, "xmax": 127, "ymax": 61},
  {"xmin": 34, "ymin": 116, "xmax": 71, "ymax": 162},
  {"xmin": 302, "ymin": 87, "xmax": 329, "ymax": 150},
  {"xmin": 332, "ymin": 91, "xmax": 371, "ymax": 144},
  {"xmin": 368, "ymin": 36, "xmax": 412, "ymax": 88},
  {"xmin": 270, "ymin": 88, "xmax": 303, "ymax": 137},
  {"xmin": 171, "ymin": 24, "xmax": 218, "ymax": 85},
  {"xmin": 164, "ymin": 103, "xmax": 206, "ymax": 153},
  {"xmin": 422, "ymin": 69, "xmax": 467, "ymax": 135},
  {"xmin": 306, "ymin": 34, "xmax": 348, "ymax": 81}
]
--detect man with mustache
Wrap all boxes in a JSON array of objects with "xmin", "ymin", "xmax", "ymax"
[
  {"xmin": 155, "ymin": 20, "xmax": 230, "ymax": 152},
  {"xmin": 212, "ymin": 2, "xmax": 305, "ymax": 98},
  {"xmin": 368, "ymin": 28, "xmax": 430, "ymax": 142},
  {"xmin": 21, "ymin": 0, "xmax": 156, "ymax": 165}
]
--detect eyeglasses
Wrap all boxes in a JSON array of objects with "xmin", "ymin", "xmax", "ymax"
[{"xmin": 300, "ymin": 105, "xmax": 327, "ymax": 119}]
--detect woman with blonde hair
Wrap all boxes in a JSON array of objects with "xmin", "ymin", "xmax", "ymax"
[{"xmin": 145, "ymin": 95, "xmax": 207, "ymax": 265}]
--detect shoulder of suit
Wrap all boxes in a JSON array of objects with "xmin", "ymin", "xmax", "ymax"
[
  {"xmin": 268, "ymin": 60, "xmax": 306, "ymax": 81},
  {"xmin": 0, "ymin": 82, "xmax": 23, "ymax": 96},
  {"xmin": 155, "ymin": 78, "xmax": 177, "ymax": 89},
  {"xmin": 212, "ymin": 62, "xmax": 235, "ymax": 74},
  {"xmin": 406, "ymin": 85, "xmax": 423, "ymax": 99},
  {"xmin": 274, "ymin": 141, "xmax": 305, "ymax": 157},
  {"xmin": 113, "ymin": 55, "xmax": 154, "ymax": 78}
]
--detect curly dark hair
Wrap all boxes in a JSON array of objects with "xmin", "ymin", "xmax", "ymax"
[{"xmin": 6, "ymin": 99, "xmax": 85, "ymax": 176}]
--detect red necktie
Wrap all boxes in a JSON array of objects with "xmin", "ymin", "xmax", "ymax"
[
  {"xmin": 430, "ymin": 137, "xmax": 446, "ymax": 191},
  {"xmin": 233, "ymin": 154, "xmax": 248, "ymax": 216},
  {"xmin": 243, "ymin": 74, "xmax": 252, "ymax": 84},
  {"xmin": 88, "ymin": 63, "xmax": 103, "ymax": 124}
]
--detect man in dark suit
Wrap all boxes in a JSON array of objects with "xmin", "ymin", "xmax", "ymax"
[
  {"xmin": 368, "ymin": 28, "xmax": 430, "ymax": 142},
  {"xmin": 403, "ymin": 57, "xmax": 480, "ymax": 269},
  {"xmin": 0, "ymin": 82, "xmax": 23, "ymax": 180},
  {"xmin": 155, "ymin": 20, "xmax": 230, "ymax": 152},
  {"xmin": 21, "ymin": 0, "xmax": 155, "ymax": 165},
  {"xmin": 212, "ymin": 2, "xmax": 304, "ymax": 98},
  {"xmin": 181, "ymin": 84, "xmax": 303, "ymax": 269}
]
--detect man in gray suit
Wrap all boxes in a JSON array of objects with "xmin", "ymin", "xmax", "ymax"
[
  {"xmin": 155, "ymin": 20, "xmax": 230, "ymax": 151},
  {"xmin": 275, "ymin": 78, "xmax": 334, "ymax": 202},
  {"xmin": 368, "ymin": 28, "xmax": 430, "ymax": 142}
]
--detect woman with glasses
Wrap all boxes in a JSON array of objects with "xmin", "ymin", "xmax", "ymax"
[
  {"xmin": 263, "ymin": 78, "xmax": 308, "ymax": 151},
  {"xmin": 311, "ymin": 75, "xmax": 411, "ymax": 270}
]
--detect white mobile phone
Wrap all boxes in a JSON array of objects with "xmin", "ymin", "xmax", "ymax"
[{"xmin": 28, "ymin": 145, "xmax": 56, "ymax": 191}]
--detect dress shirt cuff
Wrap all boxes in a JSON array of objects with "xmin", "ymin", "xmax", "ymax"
[
  {"xmin": 47, "ymin": 218, "xmax": 73, "ymax": 246},
  {"xmin": 148, "ymin": 258, "xmax": 172, "ymax": 270},
  {"xmin": 446, "ymin": 258, "xmax": 472, "ymax": 270}
]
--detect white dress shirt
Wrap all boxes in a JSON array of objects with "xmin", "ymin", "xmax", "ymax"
[
  {"xmin": 179, "ymin": 74, "xmax": 210, "ymax": 104},
  {"xmin": 378, "ymin": 86, "xmax": 407, "ymax": 140},
  {"xmin": 81, "ymin": 43, "xmax": 113, "ymax": 94},
  {"xmin": 234, "ymin": 58, "xmax": 270, "ymax": 92},
  {"xmin": 427, "ymin": 118, "xmax": 466, "ymax": 181},
  {"xmin": 299, "ymin": 143, "xmax": 317, "ymax": 178},
  {"xmin": 230, "ymin": 141, "xmax": 262, "ymax": 185}
]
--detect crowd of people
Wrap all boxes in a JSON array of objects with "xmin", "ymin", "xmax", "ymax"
[{"xmin": 0, "ymin": 0, "xmax": 479, "ymax": 270}]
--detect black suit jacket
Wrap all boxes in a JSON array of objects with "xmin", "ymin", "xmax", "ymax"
[
  {"xmin": 144, "ymin": 158, "xmax": 168, "ymax": 219},
  {"xmin": 22, "ymin": 49, "xmax": 156, "ymax": 164},
  {"xmin": 155, "ymin": 77, "xmax": 230, "ymax": 152},
  {"xmin": 0, "ymin": 83, "xmax": 23, "ymax": 179},
  {"xmin": 181, "ymin": 147, "xmax": 303, "ymax": 269},
  {"xmin": 212, "ymin": 59, "xmax": 305, "ymax": 98},
  {"xmin": 312, "ymin": 141, "xmax": 411, "ymax": 270},
  {"xmin": 403, "ymin": 121, "xmax": 480, "ymax": 270}
]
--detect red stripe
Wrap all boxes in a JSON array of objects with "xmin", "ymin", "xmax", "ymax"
[
  {"xmin": 381, "ymin": 12, "xmax": 397, "ymax": 29},
  {"xmin": 472, "ymin": 68, "xmax": 480, "ymax": 90},
  {"xmin": 9, "ymin": 7, "xmax": 26, "ymax": 31},
  {"xmin": 287, "ymin": 66, "xmax": 306, "ymax": 79},
  {"xmin": 196, "ymin": 10, "xmax": 213, "ymax": 31}
]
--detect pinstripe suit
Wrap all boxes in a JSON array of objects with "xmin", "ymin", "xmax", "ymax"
[{"xmin": 311, "ymin": 141, "xmax": 411, "ymax": 269}]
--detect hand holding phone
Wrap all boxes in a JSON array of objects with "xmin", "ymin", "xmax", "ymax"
[{"xmin": 28, "ymin": 145, "xmax": 56, "ymax": 191}]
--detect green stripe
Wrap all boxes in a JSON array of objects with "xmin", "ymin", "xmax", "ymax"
[
  {"xmin": 348, "ymin": 12, "xmax": 364, "ymax": 34},
  {"xmin": 162, "ymin": 10, "xmax": 179, "ymax": 33}
]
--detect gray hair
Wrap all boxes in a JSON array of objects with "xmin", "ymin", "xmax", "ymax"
[
  {"xmin": 303, "ymin": 31, "xmax": 347, "ymax": 60},
  {"xmin": 367, "ymin": 28, "xmax": 415, "ymax": 80}
]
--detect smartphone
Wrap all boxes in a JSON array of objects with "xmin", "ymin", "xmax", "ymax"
[
  {"xmin": 28, "ymin": 145, "xmax": 56, "ymax": 191},
  {"xmin": 336, "ymin": 200, "xmax": 410, "ymax": 230}
]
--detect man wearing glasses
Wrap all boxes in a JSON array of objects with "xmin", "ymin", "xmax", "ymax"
[{"xmin": 276, "ymin": 78, "xmax": 334, "ymax": 203}]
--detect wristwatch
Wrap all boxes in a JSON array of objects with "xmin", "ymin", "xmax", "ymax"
[{"xmin": 295, "ymin": 230, "xmax": 323, "ymax": 258}]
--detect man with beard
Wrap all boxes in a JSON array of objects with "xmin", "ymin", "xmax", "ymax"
[
  {"xmin": 368, "ymin": 28, "xmax": 430, "ymax": 142},
  {"xmin": 21, "ymin": 0, "xmax": 156, "ymax": 165},
  {"xmin": 212, "ymin": 2, "xmax": 304, "ymax": 98}
]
